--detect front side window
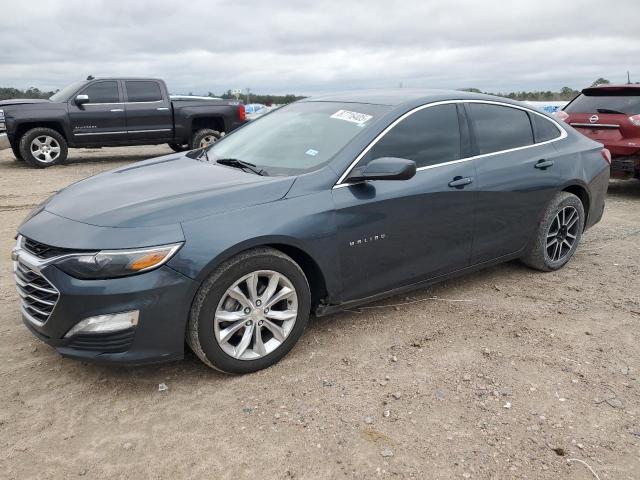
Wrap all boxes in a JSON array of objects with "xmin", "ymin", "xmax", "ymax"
[
  {"xmin": 125, "ymin": 81, "xmax": 163, "ymax": 102},
  {"xmin": 206, "ymin": 101, "xmax": 390, "ymax": 176},
  {"xmin": 363, "ymin": 104, "xmax": 461, "ymax": 168},
  {"xmin": 81, "ymin": 81, "xmax": 119, "ymax": 104},
  {"xmin": 469, "ymin": 104, "xmax": 533, "ymax": 154}
]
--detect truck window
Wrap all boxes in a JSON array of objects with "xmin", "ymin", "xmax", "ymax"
[
  {"xmin": 125, "ymin": 81, "xmax": 163, "ymax": 103},
  {"xmin": 81, "ymin": 81, "xmax": 119, "ymax": 104}
]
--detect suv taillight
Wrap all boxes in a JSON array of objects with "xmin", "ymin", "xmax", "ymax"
[
  {"xmin": 629, "ymin": 114, "xmax": 640, "ymax": 127},
  {"xmin": 554, "ymin": 110, "xmax": 569, "ymax": 123},
  {"xmin": 238, "ymin": 104, "xmax": 246, "ymax": 122},
  {"xmin": 601, "ymin": 148, "xmax": 612, "ymax": 165}
]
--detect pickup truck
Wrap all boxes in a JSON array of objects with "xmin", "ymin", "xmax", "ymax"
[{"xmin": 0, "ymin": 78, "xmax": 246, "ymax": 167}]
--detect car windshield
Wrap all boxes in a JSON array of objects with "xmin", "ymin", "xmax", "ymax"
[
  {"xmin": 206, "ymin": 101, "xmax": 391, "ymax": 175},
  {"xmin": 565, "ymin": 92, "xmax": 640, "ymax": 115},
  {"xmin": 49, "ymin": 81, "xmax": 88, "ymax": 102}
]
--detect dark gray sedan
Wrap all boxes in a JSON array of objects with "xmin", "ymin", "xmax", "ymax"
[{"xmin": 13, "ymin": 90, "xmax": 609, "ymax": 373}]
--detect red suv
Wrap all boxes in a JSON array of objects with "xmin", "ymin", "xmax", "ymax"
[{"xmin": 556, "ymin": 85, "xmax": 640, "ymax": 179}]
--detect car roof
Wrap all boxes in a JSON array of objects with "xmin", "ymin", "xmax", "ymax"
[{"xmin": 301, "ymin": 88, "xmax": 522, "ymax": 107}]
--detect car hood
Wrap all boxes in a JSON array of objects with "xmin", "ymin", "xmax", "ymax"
[
  {"xmin": 44, "ymin": 153, "xmax": 296, "ymax": 227},
  {"xmin": 0, "ymin": 98, "xmax": 52, "ymax": 107}
]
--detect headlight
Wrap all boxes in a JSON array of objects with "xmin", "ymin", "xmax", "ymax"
[
  {"xmin": 55, "ymin": 243, "xmax": 183, "ymax": 279},
  {"xmin": 0, "ymin": 109, "xmax": 5, "ymax": 130}
]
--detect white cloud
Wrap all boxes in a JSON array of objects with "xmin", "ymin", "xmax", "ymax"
[{"xmin": 1, "ymin": 0, "xmax": 638, "ymax": 94}]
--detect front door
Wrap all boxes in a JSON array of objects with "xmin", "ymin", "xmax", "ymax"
[
  {"xmin": 68, "ymin": 80, "xmax": 125, "ymax": 144},
  {"xmin": 332, "ymin": 103, "xmax": 477, "ymax": 302}
]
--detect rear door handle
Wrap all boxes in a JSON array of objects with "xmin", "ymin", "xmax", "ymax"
[
  {"xmin": 534, "ymin": 159, "xmax": 554, "ymax": 169},
  {"xmin": 110, "ymin": 108, "xmax": 124, "ymax": 112},
  {"xmin": 448, "ymin": 176, "xmax": 474, "ymax": 188}
]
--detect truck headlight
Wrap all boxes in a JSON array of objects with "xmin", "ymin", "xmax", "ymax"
[
  {"xmin": 56, "ymin": 243, "xmax": 183, "ymax": 279},
  {"xmin": 0, "ymin": 109, "xmax": 5, "ymax": 131}
]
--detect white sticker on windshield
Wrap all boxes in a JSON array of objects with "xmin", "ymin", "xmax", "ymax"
[
  {"xmin": 330, "ymin": 110, "xmax": 373, "ymax": 125},
  {"xmin": 305, "ymin": 149, "xmax": 319, "ymax": 156}
]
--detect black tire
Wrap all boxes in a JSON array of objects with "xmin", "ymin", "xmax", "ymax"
[
  {"xmin": 187, "ymin": 248, "xmax": 311, "ymax": 374},
  {"xmin": 521, "ymin": 192, "xmax": 585, "ymax": 271},
  {"xmin": 11, "ymin": 144, "xmax": 24, "ymax": 161},
  {"xmin": 19, "ymin": 127, "xmax": 68, "ymax": 168},
  {"xmin": 168, "ymin": 143, "xmax": 189, "ymax": 153},
  {"xmin": 189, "ymin": 128, "xmax": 220, "ymax": 150}
]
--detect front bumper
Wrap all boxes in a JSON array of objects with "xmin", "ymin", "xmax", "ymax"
[
  {"xmin": 13, "ymin": 242, "xmax": 197, "ymax": 365},
  {"xmin": 0, "ymin": 132, "xmax": 10, "ymax": 151}
]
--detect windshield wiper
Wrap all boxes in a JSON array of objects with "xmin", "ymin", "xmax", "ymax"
[
  {"xmin": 597, "ymin": 108, "xmax": 625, "ymax": 115},
  {"xmin": 216, "ymin": 158, "xmax": 267, "ymax": 176}
]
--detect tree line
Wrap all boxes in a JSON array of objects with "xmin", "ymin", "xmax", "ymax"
[{"xmin": 1, "ymin": 77, "xmax": 629, "ymax": 103}]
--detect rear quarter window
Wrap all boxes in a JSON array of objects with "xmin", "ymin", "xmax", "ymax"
[
  {"xmin": 530, "ymin": 113, "xmax": 561, "ymax": 143},
  {"xmin": 469, "ymin": 104, "xmax": 534, "ymax": 155}
]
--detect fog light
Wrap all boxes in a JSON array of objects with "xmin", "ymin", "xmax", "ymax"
[{"xmin": 64, "ymin": 310, "xmax": 139, "ymax": 338}]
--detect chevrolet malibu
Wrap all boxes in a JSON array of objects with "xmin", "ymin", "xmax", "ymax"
[{"xmin": 13, "ymin": 90, "xmax": 610, "ymax": 373}]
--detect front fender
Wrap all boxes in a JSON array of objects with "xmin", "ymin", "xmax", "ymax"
[{"xmin": 168, "ymin": 193, "xmax": 341, "ymax": 299}]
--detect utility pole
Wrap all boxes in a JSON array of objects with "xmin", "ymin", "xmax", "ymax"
[
  {"xmin": 246, "ymin": 88, "xmax": 251, "ymax": 104},
  {"xmin": 627, "ymin": 71, "xmax": 631, "ymax": 84}
]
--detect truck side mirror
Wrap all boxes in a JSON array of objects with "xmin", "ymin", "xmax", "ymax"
[{"xmin": 75, "ymin": 94, "xmax": 89, "ymax": 105}]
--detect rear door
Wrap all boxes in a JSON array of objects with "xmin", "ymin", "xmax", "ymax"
[
  {"xmin": 332, "ymin": 103, "xmax": 477, "ymax": 301},
  {"xmin": 467, "ymin": 102, "xmax": 565, "ymax": 264},
  {"xmin": 123, "ymin": 80, "xmax": 173, "ymax": 141},
  {"xmin": 68, "ymin": 80, "xmax": 125, "ymax": 143}
]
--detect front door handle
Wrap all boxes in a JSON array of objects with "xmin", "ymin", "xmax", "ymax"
[
  {"xmin": 534, "ymin": 159, "xmax": 554, "ymax": 169},
  {"xmin": 448, "ymin": 176, "xmax": 474, "ymax": 188},
  {"xmin": 110, "ymin": 108, "xmax": 124, "ymax": 112}
]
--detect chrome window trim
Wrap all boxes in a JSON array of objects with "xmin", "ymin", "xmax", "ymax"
[{"xmin": 333, "ymin": 99, "xmax": 568, "ymax": 188}]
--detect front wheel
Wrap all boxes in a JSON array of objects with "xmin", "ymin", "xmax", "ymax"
[
  {"xmin": 19, "ymin": 127, "xmax": 68, "ymax": 168},
  {"xmin": 11, "ymin": 144, "xmax": 24, "ymax": 161},
  {"xmin": 521, "ymin": 192, "xmax": 585, "ymax": 271},
  {"xmin": 187, "ymin": 248, "xmax": 311, "ymax": 373}
]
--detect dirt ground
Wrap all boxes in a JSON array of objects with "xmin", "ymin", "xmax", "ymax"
[{"xmin": 0, "ymin": 146, "xmax": 638, "ymax": 480}]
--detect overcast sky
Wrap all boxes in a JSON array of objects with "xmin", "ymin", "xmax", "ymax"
[{"xmin": 1, "ymin": 0, "xmax": 638, "ymax": 96}]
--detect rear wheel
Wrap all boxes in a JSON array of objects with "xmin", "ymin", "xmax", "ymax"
[
  {"xmin": 19, "ymin": 128, "xmax": 68, "ymax": 168},
  {"xmin": 187, "ymin": 248, "xmax": 310, "ymax": 374},
  {"xmin": 168, "ymin": 143, "xmax": 189, "ymax": 153},
  {"xmin": 190, "ymin": 129, "xmax": 220, "ymax": 150},
  {"xmin": 521, "ymin": 192, "xmax": 585, "ymax": 271}
]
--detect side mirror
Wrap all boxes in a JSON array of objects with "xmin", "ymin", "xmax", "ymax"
[
  {"xmin": 75, "ymin": 94, "xmax": 89, "ymax": 105},
  {"xmin": 346, "ymin": 157, "xmax": 416, "ymax": 182}
]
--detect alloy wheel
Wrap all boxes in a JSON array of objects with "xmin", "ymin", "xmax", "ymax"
[
  {"xmin": 546, "ymin": 206, "xmax": 579, "ymax": 262},
  {"xmin": 214, "ymin": 270, "xmax": 298, "ymax": 360},
  {"xmin": 30, "ymin": 135, "xmax": 61, "ymax": 163}
]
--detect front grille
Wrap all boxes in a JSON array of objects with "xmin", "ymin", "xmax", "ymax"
[
  {"xmin": 67, "ymin": 329, "xmax": 135, "ymax": 353},
  {"xmin": 23, "ymin": 237, "xmax": 78, "ymax": 259},
  {"xmin": 14, "ymin": 261, "xmax": 59, "ymax": 325}
]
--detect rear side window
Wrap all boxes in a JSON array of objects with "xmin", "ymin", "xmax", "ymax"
[
  {"xmin": 365, "ymin": 104, "xmax": 461, "ymax": 168},
  {"xmin": 81, "ymin": 81, "xmax": 119, "ymax": 104},
  {"xmin": 125, "ymin": 81, "xmax": 163, "ymax": 102},
  {"xmin": 530, "ymin": 113, "xmax": 561, "ymax": 143},
  {"xmin": 564, "ymin": 92, "xmax": 640, "ymax": 115},
  {"xmin": 469, "ymin": 104, "xmax": 533, "ymax": 154}
]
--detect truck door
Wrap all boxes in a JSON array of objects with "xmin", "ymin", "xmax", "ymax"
[
  {"xmin": 123, "ymin": 80, "xmax": 173, "ymax": 141},
  {"xmin": 68, "ymin": 80, "xmax": 126, "ymax": 144}
]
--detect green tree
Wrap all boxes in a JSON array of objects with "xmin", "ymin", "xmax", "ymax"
[{"xmin": 591, "ymin": 78, "xmax": 610, "ymax": 87}]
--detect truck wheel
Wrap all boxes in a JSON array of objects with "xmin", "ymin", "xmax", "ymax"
[
  {"xmin": 168, "ymin": 143, "xmax": 189, "ymax": 153},
  {"xmin": 11, "ymin": 144, "xmax": 24, "ymax": 161},
  {"xmin": 521, "ymin": 192, "xmax": 585, "ymax": 272},
  {"xmin": 190, "ymin": 129, "xmax": 220, "ymax": 150},
  {"xmin": 19, "ymin": 128, "xmax": 68, "ymax": 168},
  {"xmin": 187, "ymin": 247, "xmax": 311, "ymax": 374}
]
